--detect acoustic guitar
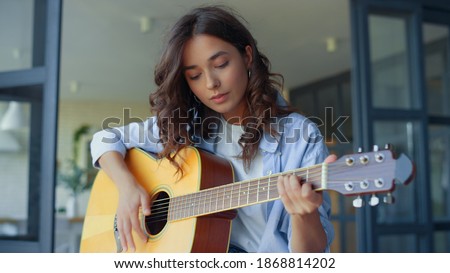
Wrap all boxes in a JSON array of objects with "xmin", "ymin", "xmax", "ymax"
[{"xmin": 79, "ymin": 145, "xmax": 414, "ymax": 253}]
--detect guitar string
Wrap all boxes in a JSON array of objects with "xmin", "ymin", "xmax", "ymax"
[
  {"xmin": 146, "ymin": 179, "xmax": 388, "ymax": 224},
  {"xmin": 148, "ymin": 174, "xmax": 387, "ymax": 219},
  {"xmin": 147, "ymin": 161, "xmax": 377, "ymax": 211},
  {"xmin": 147, "ymin": 164, "xmax": 327, "ymax": 212},
  {"xmin": 146, "ymin": 181, "xmax": 390, "ymax": 224},
  {"xmin": 145, "ymin": 177, "xmax": 390, "ymax": 225},
  {"xmin": 146, "ymin": 163, "xmax": 387, "ymax": 217},
  {"xmin": 144, "ymin": 165, "xmax": 391, "ymax": 223}
]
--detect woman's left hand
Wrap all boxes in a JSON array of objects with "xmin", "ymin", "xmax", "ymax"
[{"xmin": 277, "ymin": 154, "xmax": 337, "ymax": 216}]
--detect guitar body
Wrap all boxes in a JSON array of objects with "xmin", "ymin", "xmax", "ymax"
[{"xmin": 80, "ymin": 147, "xmax": 236, "ymax": 253}]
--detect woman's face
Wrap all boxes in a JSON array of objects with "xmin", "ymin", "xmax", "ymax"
[{"xmin": 182, "ymin": 34, "xmax": 252, "ymax": 123}]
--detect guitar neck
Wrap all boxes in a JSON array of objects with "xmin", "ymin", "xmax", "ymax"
[{"xmin": 167, "ymin": 163, "xmax": 326, "ymax": 221}]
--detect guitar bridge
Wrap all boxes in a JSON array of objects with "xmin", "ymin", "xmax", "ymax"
[{"xmin": 114, "ymin": 215, "xmax": 123, "ymax": 253}]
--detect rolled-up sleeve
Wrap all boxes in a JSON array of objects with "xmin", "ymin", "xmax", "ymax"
[
  {"xmin": 90, "ymin": 116, "xmax": 163, "ymax": 168},
  {"xmin": 284, "ymin": 115, "xmax": 335, "ymax": 252}
]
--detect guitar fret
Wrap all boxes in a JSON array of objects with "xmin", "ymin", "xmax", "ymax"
[
  {"xmin": 202, "ymin": 190, "xmax": 206, "ymax": 215},
  {"xmin": 247, "ymin": 181, "xmax": 252, "ymax": 205},
  {"xmin": 167, "ymin": 197, "xmax": 172, "ymax": 221},
  {"xmin": 228, "ymin": 184, "xmax": 233, "ymax": 208},
  {"xmin": 269, "ymin": 182, "xmax": 279, "ymax": 199},
  {"xmin": 201, "ymin": 191, "xmax": 206, "ymax": 215},
  {"xmin": 238, "ymin": 183, "xmax": 241, "ymax": 207},
  {"xmin": 174, "ymin": 197, "xmax": 178, "ymax": 221},
  {"xmin": 235, "ymin": 183, "xmax": 241, "ymax": 207},
  {"xmin": 187, "ymin": 193, "xmax": 191, "ymax": 218},
  {"xmin": 172, "ymin": 197, "xmax": 177, "ymax": 221},
  {"xmin": 186, "ymin": 194, "xmax": 190, "ymax": 218},
  {"xmin": 190, "ymin": 193, "xmax": 194, "ymax": 217},
  {"xmin": 180, "ymin": 195, "xmax": 185, "ymax": 219},
  {"xmin": 205, "ymin": 191, "xmax": 209, "ymax": 213},
  {"xmin": 194, "ymin": 193, "xmax": 198, "ymax": 217},
  {"xmin": 194, "ymin": 192, "xmax": 199, "ymax": 217},
  {"xmin": 235, "ymin": 183, "xmax": 240, "ymax": 207},
  {"xmin": 181, "ymin": 196, "xmax": 185, "ymax": 219},
  {"xmin": 177, "ymin": 196, "xmax": 180, "ymax": 220},
  {"xmin": 246, "ymin": 181, "xmax": 250, "ymax": 205},
  {"xmin": 238, "ymin": 183, "xmax": 244, "ymax": 206},
  {"xmin": 212, "ymin": 189, "xmax": 215, "ymax": 212},
  {"xmin": 230, "ymin": 183, "xmax": 236, "ymax": 208},
  {"xmin": 216, "ymin": 187, "xmax": 221, "ymax": 211},
  {"xmin": 216, "ymin": 189, "xmax": 220, "ymax": 211},
  {"xmin": 177, "ymin": 197, "xmax": 182, "ymax": 220},
  {"xmin": 219, "ymin": 188, "xmax": 224, "ymax": 211},
  {"xmin": 194, "ymin": 193, "xmax": 198, "ymax": 216},
  {"xmin": 257, "ymin": 179, "xmax": 260, "ymax": 203},
  {"xmin": 189, "ymin": 193, "xmax": 195, "ymax": 217},
  {"xmin": 197, "ymin": 191, "xmax": 202, "ymax": 216},
  {"xmin": 177, "ymin": 195, "xmax": 181, "ymax": 219}
]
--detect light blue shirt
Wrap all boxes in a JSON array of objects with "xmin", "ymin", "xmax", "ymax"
[{"xmin": 90, "ymin": 112, "xmax": 334, "ymax": 253}]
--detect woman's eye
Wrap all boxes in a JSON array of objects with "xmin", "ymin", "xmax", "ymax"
[
  {"xmin": 189, "ymin": 74, "xmax": 200, "ymax": 80},
  {"xmin": 216, "ymin": 61, "xmax": 229, "ymax": 68}
]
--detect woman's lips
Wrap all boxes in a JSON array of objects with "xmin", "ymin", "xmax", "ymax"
[{"xmin": 210, "ymin": 92, "xmax": 229, "ymax": 104}]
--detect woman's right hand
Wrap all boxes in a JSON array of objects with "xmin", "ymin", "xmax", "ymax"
[
  {"xmin": 115, "ymin": 175, "xmax": 151, "ymax": 252},
  {"xmin": 98, "ymin": 151, "xmax": 151, "ymax": 252}
]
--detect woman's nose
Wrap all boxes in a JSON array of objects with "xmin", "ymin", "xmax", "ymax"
[{"xmin": 206, "ymin": 72, "xmax": 220, "ymax": 89}]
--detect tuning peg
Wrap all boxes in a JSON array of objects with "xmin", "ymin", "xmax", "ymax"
[
  {"xmin": 373, "ymin": 145, "xmax": 379, "ymax": 152},
  {"xmin": 384, "ymin": 143, "xmax": 393, "ymax": 150},
  {"xmin": 357, "ymin": 147, "xmax": 363, "ymax": 153},
  {"xmin": 369, "ymin": 194, "xmax": 379, "ymax": 206},
  {"xmin": 353, "ymin": 195, "xmax": 365, "ymax": 208},
  {"xmin": 383, "ymin": 192, "xmax": 395, "ymax": 204}
]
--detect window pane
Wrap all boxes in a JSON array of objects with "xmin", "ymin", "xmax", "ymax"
[
  {"xmin": 341, "ymin": 82, "xmax": 353, "ymax": 143},
  {"xmin": 0, "ymin": 100, "xmax": 32, "ymax": 239},
  {"xmin": 330, "ymin": 220, "xmax": 340, "ymax": 253},
  {"xmin": 429, "ymin": 125, "xmax": 450, "ymax": 219},
  {"xmin": 291, "ymin": 91, "xmax": 316, "ymax": 118},
  {"xmin": 423, "ymin": 23, "xmax": 450, "ymax": 116},
  {"xmin": 0, "ymin": 0, "xmax": 35, "ymax": 72},
  {"xmin": 0, "ymin": 85, "xmax": 43, "ymax": 243},
  {"xmin": 379, "ymin": 234, "xmax": 417, "ymax": 252},
  {"xmin": 373, "ymin": 121, "xmax": 418, "ymax": 223},
  {"xmin": 369, "ymin": 15, "xmax": 414, "ymax": 109},
  {"xmin": 434, "ymin": 231, "xmax": 450, "ymax": 252},
  {"xmin": 329, "ymin": 220, "xmax": 357, "ymax": 253},
  {"xmin": 344, "ymin": 221, "xmax": 357, "ymax": 253}
]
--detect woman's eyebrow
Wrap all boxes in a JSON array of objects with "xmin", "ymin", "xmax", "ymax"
[
  {"xmin": 183, "ymin": 51, "xmax": 229, "ymax": 71},
  {"xmin": 208, "ymin": 51, "xmax": 228, "ymax": 61}
]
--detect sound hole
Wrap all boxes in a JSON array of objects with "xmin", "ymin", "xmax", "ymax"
[{"xmin": 145, "ymin": 191, "xmax": 169, "ymax": 236}]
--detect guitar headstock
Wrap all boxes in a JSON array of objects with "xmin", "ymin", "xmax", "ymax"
[{"xmin": 326, "ymin": 144, "xmax": 415, "ymax": 207}]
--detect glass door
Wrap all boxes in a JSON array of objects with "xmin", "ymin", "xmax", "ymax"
[
  {"xmin": 423, "ymin": 9, "xmax": 450, "ymax": 253},
  {"xmin": 351, "ymin": 0, "xmax": 431, "ymax": 252},
  {"xmin": 0, "ymin": 0, "xmax": 61, "ymax": 252}
]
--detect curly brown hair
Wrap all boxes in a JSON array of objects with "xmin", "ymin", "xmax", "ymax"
[{"xmin": 150, "ymin": 5, "xmax": 293, "ymax": 170}]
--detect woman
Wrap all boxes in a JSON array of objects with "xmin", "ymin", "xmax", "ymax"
[{"xmin": 91, "ymin": 5, "xmax": 335, "ymax": 253}]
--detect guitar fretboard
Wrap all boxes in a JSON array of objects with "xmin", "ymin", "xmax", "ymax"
[{"xmin": 167, "ymin": 164, "xmax": 325, "ymax": 221}]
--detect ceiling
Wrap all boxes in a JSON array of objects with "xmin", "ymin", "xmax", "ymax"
[
  {"xmin": 58, "ymin": 0, "xmax": 351, "ymax": 102},
  {"xmin": 1, "ymin": 1, "xmax": 447, "ymax": 103}
]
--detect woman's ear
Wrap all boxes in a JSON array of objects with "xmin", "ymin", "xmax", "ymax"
[{"xmin": 244, "ymin": 45, "xmax": 253, "ymax": 69}]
